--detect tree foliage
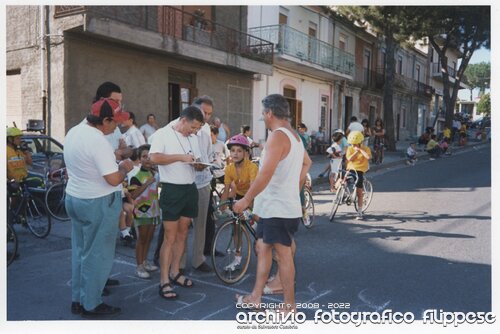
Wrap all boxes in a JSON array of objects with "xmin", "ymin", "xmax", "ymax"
[
  {"xmin": 477, "ymin": 93, "xmax": 490, "ymax": 116},
  {"xmin": 408, "ymin": 6, "xmax": 490, "ymax": 127},
  {"xmin": 463, "ymin": 62, "xmax": 490, "ymax": 100}
]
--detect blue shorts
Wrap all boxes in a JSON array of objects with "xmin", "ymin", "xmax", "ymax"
[{"xmin": 256, "ymin": 217, "xmax": 300, "ymax": 246}]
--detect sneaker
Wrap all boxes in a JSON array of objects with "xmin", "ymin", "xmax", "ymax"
[
  {"xmin": 405, "ymin": 161, "xmax": 411, "ymax": 165},
  {"xmin": 136, "ymin": 264, "xmax": 151, "ymax": 279},
  {"xmin": 143, "ymin": 260, "xmax": 158, "ymax": 272},
  {"xmin": 355, "ymin": 212, "xmax": 364, "ymax": 220},
  {"xmin": 302, "ymin": 212, "xmax": 311, "ymax": 227},
  {"xmin": 429, "ymin": 158, "xmax": 435, "ymax": 161},
  {"xmin": 224, "ymin": 256, "xmax": 242, "ymax": 272}
]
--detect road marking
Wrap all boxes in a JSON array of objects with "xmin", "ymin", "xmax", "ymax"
[{"xmin": 357, "ymin": 288, "xmax": 391, "ymax": 311}]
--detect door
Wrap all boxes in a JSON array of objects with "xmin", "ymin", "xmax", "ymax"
[{"xmin": 344, "ymin": 96, "xmax": 353, "ymax": 130}]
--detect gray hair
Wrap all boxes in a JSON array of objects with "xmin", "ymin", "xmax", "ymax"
[
  {"xmin": 261, "ymin": 94, "xmax": 290, "ymax": 120},
  {"xmin": 192, "ymin": 95, "xmax": 214, "ymax": 109}
]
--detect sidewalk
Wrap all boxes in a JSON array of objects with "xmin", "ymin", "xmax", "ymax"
[{"xmin": 309, "ymin": 136, "xmax": 489, "ymax": 186}]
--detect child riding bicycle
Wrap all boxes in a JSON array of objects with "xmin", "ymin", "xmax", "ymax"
[{"xmin": 345, "ymin": 130, "xmax": 371, "ymax": 220}]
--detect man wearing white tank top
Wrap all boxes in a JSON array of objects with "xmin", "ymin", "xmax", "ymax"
[{"xmin": 233, "ymin": 94, "xmax": 312, "ymax": 314}]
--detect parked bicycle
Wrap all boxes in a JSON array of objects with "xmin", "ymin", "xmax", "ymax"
[
  {"xmin": 44, "ymin": 167, "xmax": 70, "ymax": 221},
  {"xmin": 301, "ymin": 173, "xmax": 315, "ymax": 229},
  {"xmin": 7, "ymin": 180, "xmax": 52, "ymax": 238},
  {"xmin": 329, "ymin": 170, "xmax": 373, "ymax": 222},
  {"xmin": 7, "ymin": 221, "xmax": 18, "ymax": 266}
]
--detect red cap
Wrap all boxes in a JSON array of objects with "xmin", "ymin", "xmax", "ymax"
[{"xmin": 91, "ymin": 98, "xmax": 130, "ymax": 123}]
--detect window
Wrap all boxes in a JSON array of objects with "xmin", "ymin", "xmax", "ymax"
[
  {"xmin": 339, "ymin": 33, "xmax": 347, "ymax": 50},
  {"xmin": 397, "ymin": 56, "xmax": 403, "ymax": 75},
  {"xmin": 279, "ymin": 13, "xmax": 288, "ymax": 25},
  {"xmin": 402, "ymin": 107, "xmax": 406, "ymax": 128},
  {"xmin": 283, "ymin": 87, "xmax": 296, "ymax": 98},
  {"xmin": 364, "ymin": 49, "xmax": 371, "ymax": 84},
  {"xmin": 415, "ymin": 64, "xmax": 421, "ymax": 82}
]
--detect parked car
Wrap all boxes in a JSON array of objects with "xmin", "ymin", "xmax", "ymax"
[
  {"xmin": 470, "ymin": 117, "xmax": 490, "ymax": 129},
  {"xmin": 21, "ymin": 132, "xmax": 65, "ymax": 178}
]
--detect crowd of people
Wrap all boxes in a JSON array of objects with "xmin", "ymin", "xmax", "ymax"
[{"xmin": 50, "ymin": 81, "xmax": 311, "ymax": 317}]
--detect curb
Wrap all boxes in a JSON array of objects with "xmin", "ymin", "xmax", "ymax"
[{"xmin": 312, "ymin": 141, "xmax": 490, "ymax": 187}]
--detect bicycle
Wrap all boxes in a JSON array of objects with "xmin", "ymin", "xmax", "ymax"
[
  {"xmin": 7, "ymin": 180, "xmax": 52, "ymax": 238},
  {"xmin": 329, "ymin": 170, "xmax": 373, "ymax": 222},
  {"xmin": 211, "ymin": 200, "xmax": 273, "ymax": 284},
  {"xmin": 301, "ymin": 173, "xmax": 315, "ymax": 229},
  {"xmin": 7, "ymin": 221, "xmax": 18, "ymax": 266},
  {"xmin": 44, "ymin": 167, "xmax": 70, "ymax": 221}
]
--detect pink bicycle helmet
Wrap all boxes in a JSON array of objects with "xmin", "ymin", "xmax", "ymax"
[{"xmin": 227, "ymin": 134, "xmax": 250, "ymax": 150}]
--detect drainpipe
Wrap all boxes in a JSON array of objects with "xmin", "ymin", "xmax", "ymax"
[{"xmin": 39, "ymin": 5, "xmax": 47, "ymax": 134}]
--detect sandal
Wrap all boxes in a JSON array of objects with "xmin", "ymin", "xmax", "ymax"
[
  {"xmin": 159, "ymin": 282, "xmax": 178, "ymax": 299},
  {"xmin": 170, "ymin": 272, "xmax": 194, "ymax": 288},
  {"xmin": 263, "ymin": 284, "xmax": 283, "ymax": 295},
  {"xmin": 235, "ymin": 294, "xmax": 262, "ymax": 310}
]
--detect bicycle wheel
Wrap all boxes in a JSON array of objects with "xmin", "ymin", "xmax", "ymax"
[
  {"xmin": 354, "ymin": 179, "xmax": 373, "ymax": 213},
  {"xmin": 25, "ymin": 196, "xmax": 52, "ymax": 238},
  {"xmin": 45, "ymin": 182, "xmax": 70, "ymax": 221},
  {"xmin": 302, "ymin": 188, "xmax": 315, "ymax": 229},
  {"xmin": 7, "ymin": 223, "xmax": 18, "ymax": 266},
  {"xmin": 329, "ymin": 186, "xmax": 345, "ymax": 222},
  {"xmin": 211, "ymin": 219, "xmax": 252, "ymax": 284}
]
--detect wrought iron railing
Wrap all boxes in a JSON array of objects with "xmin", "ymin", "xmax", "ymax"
[
  {"xmin": 54, "ymin": 6, "xmax": 273, "ymax": 64},
  {"xmin": 431, "ymin": 62, "xmax": 456, "ymax": 78},
  {"xmin": 353, "ymin": 65, "xmax": 384, "ymax": 89},
  {"xmin": 373, "ymin": 67, "xmax": 433, "ymax": 97},
  {"xmin": 249, "ymin": 24, "xmax": 355, "ymax": 76}
]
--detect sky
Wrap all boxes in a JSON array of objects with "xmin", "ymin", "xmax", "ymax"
[{"xmin": 457, "ymin": 48, "xmax": 491, "ymax": 101}]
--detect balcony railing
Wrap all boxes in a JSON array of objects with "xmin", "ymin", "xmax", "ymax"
[
  {"xmin": 353, "ymin": 65, "xmax": 384, "ymax": 89},
  {"xmin": 373, "ymin": 68, "xmax": 433, "ymax": 97},
  {"xmin": 431, "ymin": 62, "xmax": 456, "ymax": 78},
  {"xmin": 54, "ymin": 6, "xmax": 273, "ymax": 65},
  {"xmin": 249, "ymin": 24, "xmax": 355, "ymax": 76}
]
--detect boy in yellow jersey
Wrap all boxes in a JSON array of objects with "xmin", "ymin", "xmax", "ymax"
[
  {"xmin": 345, "ymin": 130, "xmax": 371, "ymax": 220},
  {"xmin": 221, "ymin": 134, "xmax": 258, "ymax": 202},
  {"xmin": 220, "ymin": 134, "xmax": 258, "ymax": 271}
]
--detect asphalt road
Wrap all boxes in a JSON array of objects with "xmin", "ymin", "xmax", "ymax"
[{"xmin": 6, "ymin": 144, "xmax": 492, "ymax": 322}]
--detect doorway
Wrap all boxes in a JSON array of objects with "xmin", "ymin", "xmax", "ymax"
[
  {"xmin": 168, "ymin": 69, "xmax": 196, "ymax": 121},
  {"xmin": 344, "ymin": 96, "xmax": 353, "ymax": 130}
]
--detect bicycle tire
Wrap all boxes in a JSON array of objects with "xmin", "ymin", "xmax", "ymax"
[
  {"xmin": 211, "ymin": 219, "xmax": 252, "ymax": 284},
  {"xmin": 25, "ymin": 196, "xmax": 52, "ymax": 238},
  {"xmin": 7, "ymin": 223, "xmax": 18, "ymax": 267},
  {"xmin": 45, "ymin": 182, "xmax": 70, "ymax": 221},
  {"xmin": 302, "ymin": 188, "xmax": 315, "ymax": 229},
  {"xmin": 354, "ymin": 179, "xmax": 373, "ymax": 213},
  {"xmin": 329, "ymin": 186, "xmax": 345, "ymax": 222}
]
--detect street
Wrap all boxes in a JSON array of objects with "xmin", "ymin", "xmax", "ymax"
[{"xmin": 6, "ymin": 144, "xmax": 491, "ymax": 321}]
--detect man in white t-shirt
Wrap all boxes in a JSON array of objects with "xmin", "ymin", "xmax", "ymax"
[
  {"xmin": 65, "ymin": 98, "xmax": 134, "ymax": 316},
  {"xmin": 120, "ymin": 111, "xmax": 146, "ymax": 148},
  {"xmin": 139, "ymin": 113, "xmax": 159, "ymax": 142},
  {"xmin": 346, "ymin": 116, "xmax": 364, "ymax": 136},
  {"xmin": 150, "ymin": 106, "xmax": 205, "ymax": 299}
]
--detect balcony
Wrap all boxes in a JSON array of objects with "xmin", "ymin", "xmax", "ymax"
[
  {"xmin": 353, "ymin": 65, "xmax": 384, "ymax": 90},
  {"xmin": 249, "ymin": 24, "xmax": 355, "ymax": 77},
  {"xmin": 54, "ymin": 6, "xmax": 273, "ymax": 72},
  {"xmin": 431, "ymin": 62, "xmax": 456, "ymax": 78},
  {"xmin": 373, "ymin": 68, "xmax": 433, "ymax": 98}
]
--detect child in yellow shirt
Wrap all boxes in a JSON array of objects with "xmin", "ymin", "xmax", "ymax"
[{"xmin": 345, "ymin": 131, "xmax": 371, "ymax": 220}]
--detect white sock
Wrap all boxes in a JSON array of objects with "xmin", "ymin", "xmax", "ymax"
[{"xmin": 120, "ymin": 227, "xmax": 131, "ymax": 237}]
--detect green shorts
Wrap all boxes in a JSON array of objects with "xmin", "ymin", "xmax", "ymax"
[{"xmin": 159, "ymin": 183, "xmax": 198, "ymax": 221}]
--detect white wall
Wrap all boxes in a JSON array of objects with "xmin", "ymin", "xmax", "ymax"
[{"xmin": 252, "ymin": 69, "xmax": 332, "ymax": 144}]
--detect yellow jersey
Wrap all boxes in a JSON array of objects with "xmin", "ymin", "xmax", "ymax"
[
  {"xmin": 224, "ymin": 158, "xmax": 258, "ymax": 197},
  {"xmin": 7, "ymin": 146, "xmax": 29, "ymax": 182},
  {"xmin": 346, "ymin": 145, "xmax": 371, "ymax": 173}
]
